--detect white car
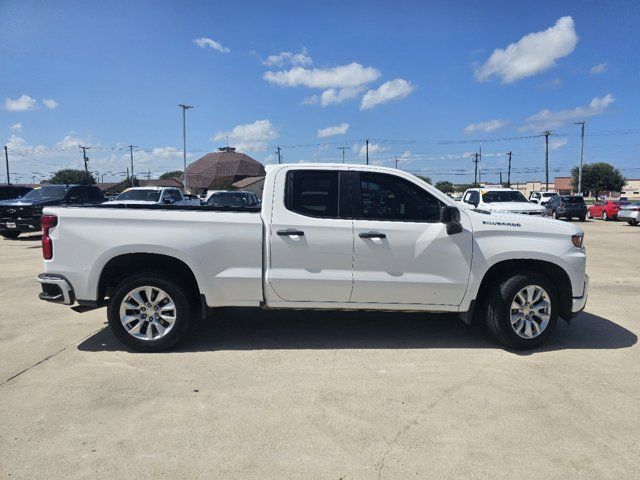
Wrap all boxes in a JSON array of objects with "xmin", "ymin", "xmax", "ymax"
[
  {"xmin": 462, "ymin": 187, "xmax": 547, "ymax": 216},
  {"xmin": 109, "ymin": 187, "xmax": 200, "ymax": 206},
  {"xmin": 37, "ymin": 164, "xmax": 587, "ymax": 352},
  {"xmin": 529, "ymin": 191, "xmax": 558, "ymax": 205}
]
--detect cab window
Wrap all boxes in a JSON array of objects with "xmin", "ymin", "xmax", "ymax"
[
  {"xmin": 355, "ymin": 172, "xmax": 441, "ymax": 222},
  {"xmin": 285, "ymin": 170, "xmax": 341, "ymax": 218}
]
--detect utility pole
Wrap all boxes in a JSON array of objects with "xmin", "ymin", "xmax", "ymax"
[
  {"xmin": 178, "ymin": 104, "xmax": 194, "ymax": 191},
  {"xmin": 147, "ymin": 169, "xmax": 151, "ymax": 180},
  {"xmin": 574, "ymin": 121, "xmax": 585, "ymax": 194},
  {"xmin": 126, "ymin": 167, "xmax": 129, "ymax": 180},
  {"xmin": 478, "ymin": 145, "xmax": 482, "ymax": 183},
  {"xmin": 506, "ymin": 151, "xmax": 512, "ymax": 188},
  {"xmin": 4, "ymin": 145, "xmax": 9, "ymax": 185},
  {"xmin": 472, "ymin": 153, "xmax": 480, "ymax": 186},
  {"xmin": 499, "ymin": 171, "xmax": 503, "ymax": 185},
  {"xmin": 79, "ymin": 146, "xmax": 90, "ymax": 180},
  {"xmin": 543, "ymin": 131, "xmax": 552, "ymax": 191},
  {"xmin": 126, "ymin": 145, "xmax": 138, "ymax": 187},
  {"xmin": 337, "ymin": 146, "xmax": 347, "ymax": 163},
  {"xmin": 395, "ymin": 155, "xmax": 398, "ymax": 169},
  {"xmin": 365, "ymin": 139, "xmax": 369, "ymax": 165},
  {"xmin": 276, "ymin": 146, "xmax": 282, "ymax": 164}
]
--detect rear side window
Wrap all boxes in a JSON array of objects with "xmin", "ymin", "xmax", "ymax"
[
  {"xmin": 285, "ymin": 170, "xmax": 340, "ymax": 218},
  {"xmin": 169, "ymin": 190, "xmax": 182, "ymax": 201}
]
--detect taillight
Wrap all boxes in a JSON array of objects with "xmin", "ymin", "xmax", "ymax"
[{"xmin": 41, "ymin": 214, "xmax": 57, "ymax": 260}]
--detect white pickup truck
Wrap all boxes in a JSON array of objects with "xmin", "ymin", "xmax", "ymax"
[
  {"xmin": 109, "ymin": 187, "xmax": 201, "ymax": 206},
  {"xmin": 37, "ymin": 164, "xmax": 588, "ymax": 351}
]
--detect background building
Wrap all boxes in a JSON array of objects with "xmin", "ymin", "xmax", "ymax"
[{"xmin": 184, "ymin": 147, "xmax": 265, "ymax": 195}]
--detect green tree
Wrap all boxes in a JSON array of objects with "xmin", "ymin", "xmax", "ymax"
[
  {"xmin": 416, "ymin": 175, "xmax": 432, "ymax": 185},
  {"xmin": 49, "ymin": 169, "xmax": 96, "ymax": 185},
  {"xmin": 435, "ymin": 181, "xmax": 454, "ymax": 193},
  {"xmin": 571, "ymin": 162, "xmax": 625, "ymax": 198},
  {"xmin": 159, "ymin": 170, "xmax": 183, "ymax": 180}
]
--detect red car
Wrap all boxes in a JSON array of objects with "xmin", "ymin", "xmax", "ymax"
[{"xmin": 587, "ymin": 200, "xmax": 628, "ymax": 221}]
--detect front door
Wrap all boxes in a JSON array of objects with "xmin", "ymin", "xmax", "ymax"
[
  {"xmin": 350, "ymin": 171, "xmax": 472, "ymax": 306},
  {"xmin": 268, "ymin": 169, "xmax": 354, "ymax": 302}
]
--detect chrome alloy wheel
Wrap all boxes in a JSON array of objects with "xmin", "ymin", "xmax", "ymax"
[
  {"xmin": 509, "ymin": 285, "xmax": 552, "ymax": 339},
  {"xmin": 119, "ymin": 286, "xmax": 177, "ymax": 341}
]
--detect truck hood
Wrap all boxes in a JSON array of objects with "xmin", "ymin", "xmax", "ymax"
[
  {"xmin": 466, "ymin": 208, "xmax": 584, "ymax": 237},
  {"xmin": 480, "ymin": 202, "xmax": 546, "ymax": 213}
]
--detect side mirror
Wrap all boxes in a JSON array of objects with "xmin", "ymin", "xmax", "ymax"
[
  {"xmin": 469, "ymin": 199, "xmax": 479, "ymax": 208},
  {"xmin": 440, "ymin": 206, "xmax": 463, "ymax": 235}
]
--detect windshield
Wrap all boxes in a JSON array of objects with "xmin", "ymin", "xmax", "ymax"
[
  {"xmin": 482, "ymin": 191, "xmax": 528, "ymax": 203},
  {"xmin": 20, "ymin": 186, "xmax": 70, "ymax": 201},
  {"xmin": 561, "ymin": 196, "xmax": 585, "ymax": 204},
  {"xmin": 207, "ymin": 192, "xmax": 250, "ymax": 207},
  {"xmin": 115, "ymin": 190, "xmax": 161, "ymax": 202}
]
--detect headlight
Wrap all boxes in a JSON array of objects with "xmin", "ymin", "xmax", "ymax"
[{"xmin": 572, "ymin": 234, "xmax": 584, "ymax": 248}]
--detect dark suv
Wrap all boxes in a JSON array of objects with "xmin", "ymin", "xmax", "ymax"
[
  {"xmin": 545, "ymin": 195, "xmax": 587, "ymax": 221},
  {"xmin": 0, "ymin": 184, "xmax": 104, "ymax": 239}
]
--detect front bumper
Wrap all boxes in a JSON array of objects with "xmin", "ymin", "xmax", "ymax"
[
  {"xmin": 36, "ymin": 273, "xmax": 75, "ymax": 305},
  {"xmin": 0, "ymin": 218, "xmax": 40, "ymax": 232},
  {"xmin": 571, "ymin": 275, "xmax": 589, "ymax": 316}
]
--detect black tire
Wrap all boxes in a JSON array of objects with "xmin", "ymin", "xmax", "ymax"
[
  {"xmin": 1, "ymin": 231, "xmax": 20, "ymax": 239},
  {"xmin": 628, "ymin": 219, "xmax": 639, "ymax": 226},
  {"xmin": 485, "ymin": 271, "xmax": 559, "ymax": 350},
  {"xmin": 553, "ymin": 211, "xmax": 562, "ymax": 220},
  {"xmin": 579, "ymin": 216, "xmax": 586, "ymax": 222},
  {"xmin": 107, "ymin": 272, "xmax": 193, "ymax": 352}
]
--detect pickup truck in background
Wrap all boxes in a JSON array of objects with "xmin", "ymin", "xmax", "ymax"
[
  {"xmin": 37, "ymin": 164, "xmax": 588, "ymax": 351},
  {"xmin": 0, "ymin": 184, "xmax": 104, "ymax": 239},
  {"xmin": 109, "ymin": 187, "xmax": 201, "ymax": 206}
]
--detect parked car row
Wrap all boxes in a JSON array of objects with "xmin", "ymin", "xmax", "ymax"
[{"xmin": 0, "ymin": 184, "xmax": 261, "ymax": 239}]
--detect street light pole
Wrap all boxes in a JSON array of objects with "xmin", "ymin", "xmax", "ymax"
[
  {"xmin": 178, "ymin": 104, "xmax": 194, "ymax": 191},
  {"xmin": 574, "ymin": 121, "xmax": 585, "ymax": 194},
  {"xmin": 126, "ymin": 145, "xmax": 138, "ymax": 187}
]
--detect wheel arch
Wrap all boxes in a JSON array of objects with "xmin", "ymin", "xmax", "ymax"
[
  {"xmin": 98, "ymin": 253, "xmax": 201, "ymax": 306},
  {"xmin": 472, "ymin": 259, "xmax": 573, "ymax": 323}
]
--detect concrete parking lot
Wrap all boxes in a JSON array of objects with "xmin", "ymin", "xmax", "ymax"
[{"xmin": 1, "ymin": 220, "xmax": 639, "ymax": 479}]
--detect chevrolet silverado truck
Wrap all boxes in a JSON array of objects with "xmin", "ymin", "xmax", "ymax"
[{"xmin": 37, "ymin": 164, "xmax": 589, "ymax": 351}]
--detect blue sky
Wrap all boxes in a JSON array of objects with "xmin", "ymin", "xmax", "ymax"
[{"xmin": 1, "ymin": 0, "xmax": 638, "ymax": 184}]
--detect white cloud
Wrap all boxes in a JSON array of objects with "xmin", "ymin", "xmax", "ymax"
[
  {"xmin": 263, "ymin": 48, "xmax": 312, "ymax": 67},
  {"xmin": 302, "ymin": 95, "xmax": 318, "ymax": 105},
  {"xmin": 212, "ymin": 119, "xmax": 278, "ymax": 152},
  {"xmin": 317, "ymin": 123, "xmax": 349, "ymax": 138},
  {"xmin": 474, "ymin": 16, "xmax": 578, "ymax": 84},
  {"xmin": 5, "ymin": 94, "xmax": 37, "ymax": 111},
  {"xmin": 10, "ymin": 123, "xmax": 22, "ymax": 132},
  {"xmin": 550, "ymin": 138, "xmax": 568, "ymax": 150},
  {"xmin": 319, "ymin": 86, "xmax": 364, "ymax": 106},
  {"xmin": 590, "ymin": 63, "xmax": 607, "ymax": 74},
  {"xmin": 43, "ymin": 98, "xmax": 58, "ymax": 109},
  {"xmin": 193, "ymin": 37, "xmax": 230, "ymax": 53},
  {"xmin": 263, "ymin": 62, "xmax": 380, "ymax": 89},
  {"xmin": 356, "ymin": 142, "xmax": 385, "ymax": 158},
  {"xmin": 360, "ymin": 78, "xmax": 415, "ymax": 110},
  {"xmin": 522, "ymin": 93, "xmax": 615, "ymax": 131},
  {"xmin": 464, "ymin": 119, "xmax": 507, "ymax": 134}
]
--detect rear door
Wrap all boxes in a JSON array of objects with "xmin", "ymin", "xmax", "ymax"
[
  {"xmin": 268, "ymin": 169, "xmax": 354, "ymax": 302},
  {"xmin": 350, "ymin": 171, "xmax": 472, "ymax": 306}
]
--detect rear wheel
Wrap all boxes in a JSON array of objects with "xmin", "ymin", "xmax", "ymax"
[
  {"xmin": 1, "ymin": 231, "xmax": 20, "ymax": 239},
  {"xmin": 107, "ymin": 272, "xmax": 192, "ymax": 352},
  {"xmin": 579, "ymin": 216, "xmax": 586, "ymax": 222},
  {"xmin": 628, "ymin": 219, "xmax": 639, "ymax": 226},
  {"xmin": 553, "ymin": 211, "xmax": 562, "ymax": 220},
  {"xmin": 485, "ymin": 272, "xmax": 558, "ymax": 349}
]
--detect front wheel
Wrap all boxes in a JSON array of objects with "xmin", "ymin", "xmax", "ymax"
[
  {"xmin": 107, "ymin": 272, "xmax": 192, "ymax": 352},
  {"xmin": 1, "ymin": 231, "xmax": 20, "ymax": 239},
  {"xmin": 485, "ymin": 272, "xmax": 558, "ymax": 349},
  {"xmin": 579, "ymin": 216, "xmax": 586, "ymax": 222}
]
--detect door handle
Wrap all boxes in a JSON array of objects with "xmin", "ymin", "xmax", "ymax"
[
  {"xmin": 277, "ymin": 229, "xmax": 305, "ymax": 236},
  {"xmin": 359, "ymin": 231, "xmax": 386, "ymax": 239}
]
